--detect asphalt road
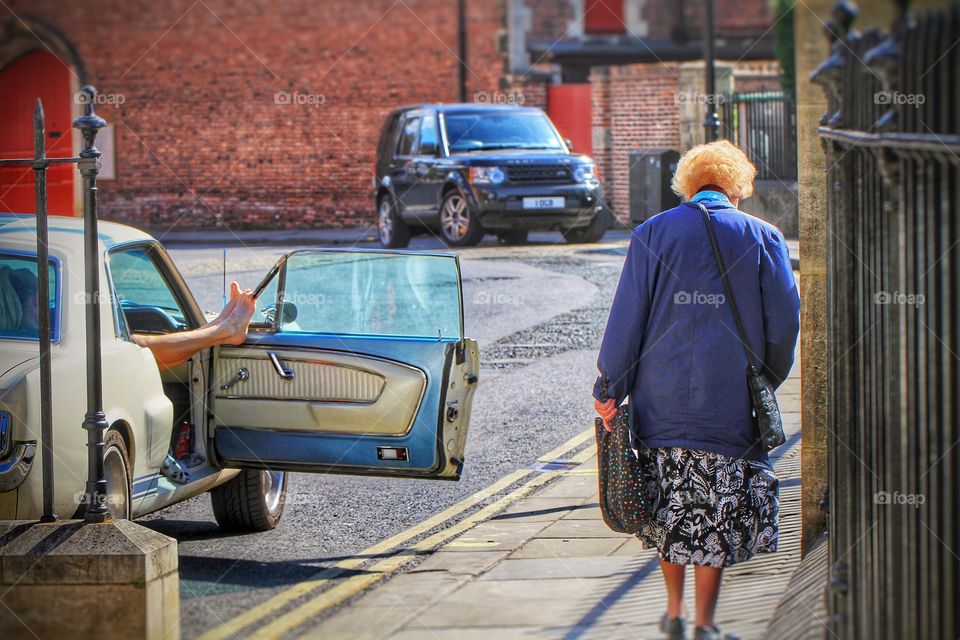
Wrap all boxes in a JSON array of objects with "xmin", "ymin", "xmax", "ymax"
[{"xmin": 142, "ymin": 231, "xmax": 630, "ymax": 638}]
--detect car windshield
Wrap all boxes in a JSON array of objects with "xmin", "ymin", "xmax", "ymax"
[
  {"xmin": 442, "ymin": 111, "xmax": 564, "ymax": 152},
  {"xmin": 0, "ymin": 253, "xmax": 58, "ymax": 342}
]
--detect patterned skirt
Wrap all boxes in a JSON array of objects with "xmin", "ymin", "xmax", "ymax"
[{"xmin": 636, "ymin": 447, "xmax": 779, "ymax": 568}]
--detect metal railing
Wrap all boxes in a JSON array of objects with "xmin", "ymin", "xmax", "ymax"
[
  {"xmin": 721, "ymin": 91, "xmax": 797, "ymax": 181},
  {"xmin": 0, "ymin": 86, "xmax": 111, "ymax": 523},
  {"xmin": 812, "ymin": 2, "xmax": 959, "ymax": 639}
]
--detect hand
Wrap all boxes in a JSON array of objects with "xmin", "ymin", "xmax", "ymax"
[{"xmin": 595, "ymin": 397, "xmax": 618, "ymax": 432}]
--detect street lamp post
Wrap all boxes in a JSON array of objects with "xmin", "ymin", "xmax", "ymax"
[
  {"xmin": 72, "ymin": 86, "xmax": 111, "ymax": 523},
  {"xmin": 702, "ymin": 0, "xmax": 720, "ymax": 141}
]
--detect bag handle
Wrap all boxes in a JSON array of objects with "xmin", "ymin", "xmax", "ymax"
[{"xmin": 689, "ymin": 201, "xmax": 761, "ymax": 373}]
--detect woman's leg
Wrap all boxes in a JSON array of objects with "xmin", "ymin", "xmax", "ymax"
[
  {"xmin": 694, "ymin": 565, "xmax": 723, "ymax": 628},
  {"xmin": 659, "ymin": 558, "xmax": 687, "ymax": 618}
]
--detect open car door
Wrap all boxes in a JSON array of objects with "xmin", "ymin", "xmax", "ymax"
[{"xmin": 210, "ymin": 249, "xmax": 479, "ymax": 480}]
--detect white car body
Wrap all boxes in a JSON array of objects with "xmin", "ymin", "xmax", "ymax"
[{"xmin": 0, "ymin": 214, "xmax": 478, "ymax": 526}]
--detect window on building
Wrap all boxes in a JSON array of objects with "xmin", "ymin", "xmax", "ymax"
[{"xmin": 584, "ymin": 0, "xmax": 625, "ymax": 34}]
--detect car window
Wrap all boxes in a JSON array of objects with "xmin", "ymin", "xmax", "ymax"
[
  {"xmin": 443, "ymin": 111, "xmax": 564, "ymax": 152},
  {"xmin": 276, "ymin": 251, "xmax": 462, "ymax": 340},
  {"xmin": 110, "ymin": 247, "xmax": 189, "ymax": 335},
  {"xmin": 396, "ymin": 116, "xmax": 421, "ymax": 156},
  {"xmin": 0, "ymin": 253, "xmax": 58, "ymax": 341},
  {"xmin": 419, "ymin": 114, "xmax": 438, "ymax": 154}
]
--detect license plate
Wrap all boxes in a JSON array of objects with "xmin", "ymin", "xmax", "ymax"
[{"xmin": 522, "ymin": 196, "xmax": 564, "ymax": 210}]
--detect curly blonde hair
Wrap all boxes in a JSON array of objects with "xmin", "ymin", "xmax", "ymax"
[{"xmin": 670, "ymin": 139, "xmax": 757, "ymax": 201}]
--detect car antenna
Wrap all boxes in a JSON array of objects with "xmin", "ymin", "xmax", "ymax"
[{"xmin": 222, "ymin": 248, "xmax": 227, "ymax": 308}]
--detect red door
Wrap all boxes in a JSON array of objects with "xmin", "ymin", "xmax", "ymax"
[
  {"xmin": 0, "ymin": 50, "xmax": 75, "ymax": 215},
  {"xmin": 547, "ymin": 84, "xmax": 593, "ymax": 157}
]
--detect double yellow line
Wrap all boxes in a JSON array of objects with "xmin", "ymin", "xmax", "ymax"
[{"xmin": 198, "ymin": 426, "xmax": 596, "ymax": 640}]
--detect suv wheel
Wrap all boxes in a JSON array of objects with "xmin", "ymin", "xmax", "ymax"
[
  {"xmin": 440, "ymin": 190, "xmax": 484, "ymax": 247},
  {"xmin": 562, "ymin": 209, "xmax": 609, "ymax": 244},
  {"xmin": 378, "ymin": 194, "xmax": 411, "ymax": 248},
  {"xmin": 497, "ymin": 230, "xmax": 529, "ymax": 246}
]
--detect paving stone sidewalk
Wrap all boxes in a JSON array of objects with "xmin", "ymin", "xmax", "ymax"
[{"xmin": 304, "ymin": 362, "xmax": 803, "ymax": 640}]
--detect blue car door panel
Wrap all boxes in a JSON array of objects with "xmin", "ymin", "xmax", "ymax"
[{"xmin": 210, "ymin": 250, "xmax": 479, "ymax": 480}]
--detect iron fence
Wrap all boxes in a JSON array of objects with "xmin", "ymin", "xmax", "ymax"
[
  {"xmin": 721, "ymin": 90, "xmax": 797, "ymax": 181},
  {"xmin": 812, "ymin": 2, "xmax": 959, "ymax": 639}
]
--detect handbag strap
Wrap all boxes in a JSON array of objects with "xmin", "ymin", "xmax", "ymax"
[{"xmin": 690, "ymin": 201, "xmax": 761, "ymax": 372}]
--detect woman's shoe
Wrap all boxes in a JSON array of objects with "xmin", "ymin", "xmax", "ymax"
[
  {"xmin": 659, "ymin": 614, "xmax": 688, "ymax": 640},
  {"xmin": 694, "ymin": 625, "xmax": 739, "ymax": 640}
]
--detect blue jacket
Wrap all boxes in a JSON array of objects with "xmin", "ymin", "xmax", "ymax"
[{"xmin": 593, "ymin": 191, "xmax": 800, "ymax": 463}]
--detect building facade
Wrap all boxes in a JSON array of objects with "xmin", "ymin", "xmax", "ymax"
[{"xmin": 0, "ymin": 0, "xmax": 783, "ymax": 231}]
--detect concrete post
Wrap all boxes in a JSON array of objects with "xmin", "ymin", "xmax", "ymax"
[{"xmin": 0, "ymin": 519, "xmax": 180, "ymax": 639}]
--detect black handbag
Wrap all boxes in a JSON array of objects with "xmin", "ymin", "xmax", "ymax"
[
  {"xmin": 694, "ymin": 201, "xmax": 786, "ymax": 451},
  {"xmin": 594, "ymin": 399, "xmax": 656, "ymax": 534}
]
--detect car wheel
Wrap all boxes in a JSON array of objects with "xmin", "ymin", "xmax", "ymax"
[
  {"xmin": 103, "ymin": 430, "xmax": 132, "ymax": 520},
  {"xmin": 496, "ymin": 230, "xmax": 529, "ymax": 246},
  {"xmin": 562, "ymin": 209, "xmax": 609, "ymax": 244},
  {"xmin": 211, "ymin": 469, "xmax": 287, "ymax": 532},
  {"xmin": 377, "ymin": 194, "xmax": 411, "ymax": 249},
  {"xmin": 440, "ymin": 190, "xmax": 484, "ymax": 247}
]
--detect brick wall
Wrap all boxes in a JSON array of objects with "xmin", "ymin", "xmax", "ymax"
[
  {"xmin": 591, "ymin": 62, "xmax": 681, "ymax": 225},
  {"xmin": 3, "ymin": 0, "xmax": 505, "ymax": 231}
]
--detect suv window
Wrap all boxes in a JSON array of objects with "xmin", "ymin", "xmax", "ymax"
[
  {"xmin": 110, "ymin": 246, "xmax": 189, "ymax": 335},
  {"xmin": 0, "ymin": 253, "xmax": 58, "ymax": 341},
  {"xmin": 419, "ymin": 114, "xmax": 438, "ymax": 155},
  {"xmin": 396, "ymin": 116, "xmax": 421, "ymax": 156}
]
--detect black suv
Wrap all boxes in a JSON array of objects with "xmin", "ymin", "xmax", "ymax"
[{"xmin": 374, "ymin": 103, "xmax": 608, "ymax": 247}]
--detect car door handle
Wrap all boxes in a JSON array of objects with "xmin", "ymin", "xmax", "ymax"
[{"xmin": 268, "ymin": 352, "xmax": 295, "ymax": 380}]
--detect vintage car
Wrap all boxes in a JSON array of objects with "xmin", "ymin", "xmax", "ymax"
[{"xmin": 0, "ymin": 214, "xmax": 478, "ymax": 531}]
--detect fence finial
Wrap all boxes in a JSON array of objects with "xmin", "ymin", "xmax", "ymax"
[{"xmin": 73, "ymin": 85, "xmax": 106, "ymax": 158}]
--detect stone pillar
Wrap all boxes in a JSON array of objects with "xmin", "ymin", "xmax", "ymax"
[
  {"xmin": 795, "ymin": 0, "xmax": 832, "ymax": 556},
  {"xmin": 678, "ymin": 61, "xmax": 734, "ymax": 152},
  {"xmin": 0, "ymin": 519, "xmax": 180, "ymax": 639}
]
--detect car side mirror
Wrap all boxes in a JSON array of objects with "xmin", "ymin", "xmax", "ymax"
[
  {"xmin": 420, "ymin": 141, "xmax": 438, "ymax": 156},
  {"xmin": 261, "ymin": 301, "xmax": 298, "ymax": 325},
  {"xmin": 565, "ymin": 138, "xmax": 573, "ymax": 151}
]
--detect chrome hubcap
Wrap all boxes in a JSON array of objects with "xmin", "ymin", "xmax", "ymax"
[
  {"xmin": 378, "ymin": 200, "xmax": 393, "ymax": 244},
  {"xmin": 262, "ymin": 470, "xmax": 285, "ymax": 514},
  {"xmin": 441, "ymin": 195, "xmax": 469, "ymax": 242},
  {"xmin": 104, "ymin": 446, "xmax": 129, "ymax": 519}
]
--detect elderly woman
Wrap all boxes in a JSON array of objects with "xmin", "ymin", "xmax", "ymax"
[{"xmin": 594, "ymin": 140, "xmax": 800, "ymax": 640}]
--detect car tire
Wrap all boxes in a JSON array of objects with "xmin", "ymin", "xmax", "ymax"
[
  {"xmin": 211, "ymin": 469, "xmax": 287, "ymax": 532},
  {"xmin": 562, "ymin": 209, "xmax": 610, "ymax": 244},
  {"xmin": 496, "ymin": 230, "xmax": 529, "ymax": 246},
  {"xmin": 377, "ymin": 194, "xmax": 411, "ymax": 249},
  {"xmin": 439, "ymin": 189, "xmax": 484, "ymax": 247},
  {"xmin": 103, "ymin": 430, "xmax": 132, "ymax": 520}
]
